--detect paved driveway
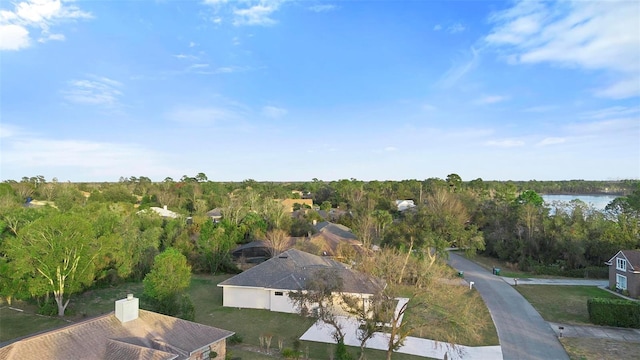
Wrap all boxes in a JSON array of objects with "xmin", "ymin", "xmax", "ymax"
[{"xmin": 448, "ymin": 253, "xmax": 569, "ymax": 360}]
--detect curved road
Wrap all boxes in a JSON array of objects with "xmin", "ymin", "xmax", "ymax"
[{"xmin": 448, "ymin": 253, "xmax": 569, "ymax": 360}]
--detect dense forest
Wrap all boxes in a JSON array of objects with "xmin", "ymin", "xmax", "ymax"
[{"xmin": 1, "ymin": 174, "xmax": 639, "ymax": 316}]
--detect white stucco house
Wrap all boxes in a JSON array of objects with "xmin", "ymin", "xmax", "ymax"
[
  {"xmin": 217, "ymin": 249, "xmax": 384, "ymax": 314},
  {"xmin": 395, "ymin": 200, "xmax": 416, "ymax": 212}
]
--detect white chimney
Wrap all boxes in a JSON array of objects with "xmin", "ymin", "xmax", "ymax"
[
  {"xmin": 312, "ymin": 220, "xmax": 317, "ymax": 225},
  {"xmin": 115, "ymin": 294, "xmax": 139, "ymax": 323}
]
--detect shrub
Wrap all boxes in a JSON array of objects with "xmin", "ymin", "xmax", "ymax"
[
  {"xmin": 587, "ymin": 298, "xmax": 640, "ymax": 328},
  {"xmin": 531, "ymin": 265, "xmax": 609, "ymax": 279},
  {"xmin": 282, "ymin": 348, "xmax": 302, "ymax": 359},
  {"xmin": 228, "ymin": 333, "xmax": 243, "ymax": 345}
]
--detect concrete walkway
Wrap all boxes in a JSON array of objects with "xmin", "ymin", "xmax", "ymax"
[
  {"xmin": 449, "ymin": 253, "xmax": 569, "ymax": 360},
  {"xmin": 548, "ymin": 322, "xmax": 640, "ymax": 342},
  {"xmin": 498, "ymin": 277, "xmax": 608, "ymax": 286},
  {"xmin": 300, "ymin": 316, "xmax": 503, "ymax": 360}
]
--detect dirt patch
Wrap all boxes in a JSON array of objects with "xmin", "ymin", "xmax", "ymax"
[{"xmin": 560, "ymin": 337, "xmax": 640, "ymax": 360}]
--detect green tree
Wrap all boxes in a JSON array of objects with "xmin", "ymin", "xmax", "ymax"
[
  {"xmin": 6, "ymin": 213, "xmax": 103, "ymax": 316},
  {"xmin": 143, "ymin": 248, "xmax": 192, "ymax": 316}
]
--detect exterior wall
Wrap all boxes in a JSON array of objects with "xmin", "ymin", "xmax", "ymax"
[
  {"xmin": 629, "ymin": 274, "xmax": 640, "ymax": 298},
  {"xmin": 188, "ymin": 340, "xmax": 226, "ymax": 360},
  {"xmin": 269, "ymin": 290, "xmax": 297, "ymax": 313},
  {"xmin": 222, "ymin": 286, "xmax": 269, "ymax": 310},
  {"xmin": 609, "ymin": 254, "xmax": 640, "ymax": 298}
]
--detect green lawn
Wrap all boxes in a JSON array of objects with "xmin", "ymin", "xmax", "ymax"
[
  {"xmin": 1, "ymin": 274, "xmax": 498, "ymax": 359},
  {"xmin": 515, "ymin": 285, "xmax": 620, "ymax": 324},
  {"xmin": 0, "ymin": 306, "xmax": 69, "ymax": 343}
]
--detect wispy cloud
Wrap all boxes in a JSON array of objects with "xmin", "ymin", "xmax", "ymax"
[
  {"xmin": 308, "ymin": 4, "xmax": 337, "ymax": 13},
  {"xmin": 166, "ymin": 106, "xmax": 243, "ymax": 125},
  {"xmin": 536, "ymin": 137, "xmax": 566, "ymax": 146},
  {"xmin": 0, "ymin": 0, "xmax": 92, "ymax": 51},
  {"xmin": 485, "ymin": 0, "xmax": 640, "ymax": 99},
  {"xmin": 384, "ymin": 146, "xmax": 397, "ymax": 152},
  {"xmin": 523, "ymin": 105, "xmax": 557, "ymax": 113},
  {"xmin": 174, "ymin": 53, "xmax": 199, "ymax": 60},
  {"xmin": 474, "ymin": 95, "xmax": 508, "ymax": 105},
  {"xmin": 580, "ymin": 106, "xmax": 640, "ymax": 120},
  {"xmin": 262, "ymin": 105, "xmax": 287, "ymax": 119},
  {"xmin": 484, "ymin": 139, "xmax": 525, "ymax": 148},
  {"xmin": 438, "ymin": 47, "xmax": 479, "ymax": 88},
  {"xmin": 433, "ymin": 24, "xmax": 442, "ymax": 31},
  {"xmin": 567, "ymin": 118, "xmax": 639, "ymax": 135},
  {"xmin": 62, "ymin": 76, "xmax": 123, "ymax": 106},
  {"xmin": 233, "ymin": 2, "xmax": 281, "ymax": 26},
  {"xmin": 448, "ymin": 22, "xmax": 465, "ymax": 34}
]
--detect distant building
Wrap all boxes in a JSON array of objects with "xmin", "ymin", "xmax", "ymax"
[{"xmin": 395, "ymin": 200, "xmax": 416, "ymax": 212}]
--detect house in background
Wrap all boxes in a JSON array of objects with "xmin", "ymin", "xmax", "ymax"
[
  {"xmin": 138, "ymin": 205, "xmax": 180, "ymax": 219},
  {"xmin": 218, "ymin": 249, "xmax": 384, "ymax": 314},
  {"xmin": 605, "ymin": 250, "xmax": 640, "ymax": 298},
  {"xmin": 206, "ymin": 208, "xmax": 223, "ymax": 223},
  {"xmin": 310, "ymin": 221, "xmax": 365, "ymax": 257},
  {"xmin": 0, "ymin": 295, "xmax": 233, "ymax": 360},
  {"xmin": 280, "ymin": 198, "xmax": 314, "ymax": 212},
  {"xmin": 395, "ymin": 200, "xmax": 416, "ymax": 212}
]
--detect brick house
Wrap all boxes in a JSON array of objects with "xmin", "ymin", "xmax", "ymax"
[{"xmin": 605, "ymin": 250, "xmax": 640, "ymax": 298}]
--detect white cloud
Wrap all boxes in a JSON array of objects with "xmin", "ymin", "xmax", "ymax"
[
  {"xmin": 0, "ymin": 0, "xmax": 92, "ymax": 51},
  {"xmin": 536, "ymin": 137, "xmax": 566, "ymax": 146},
  {"xmin": 484, "ymin": 139, "xmax": 525, "ymax": 148},
  {"xmin": 0, "ymin": 24, "xmax": 30, "ymax": 50},
  {"xmin": 448, "ymin": 22, "xmax": 465, "ymax": 34},
  {"xmin": 262, "ymin": 105, "xmax": 287, "ymax": 119},
  {"xmin": 174, "ymin": 53, "xmax": 198, "ymax": 60},
  {"xmin": 422, "ymin": 104, "xmax": 437, "ymax": 111},
  {"xmin": 474, "ymin": 95, "xmax": 508, "ymax": 105},
  {"xmin": 62, "ymin": 76, "xmax": 123, "ymax": 106},
  {"xmin": 485, "ymin": 0, "xmax": 640, "ymax": 98},
  {"xmin": 308, "ymin": 4, "xmax": 337, "ymax": 13},
  {"xmin": 433, "ymin": 24, "xmax": 442, "ymax": 31},
  {"xmin": 233, "ymin": 2, "xmax": 280, "ymax": 26}
]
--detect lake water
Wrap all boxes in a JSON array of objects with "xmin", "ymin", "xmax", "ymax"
[{"xmin": 542, "ymin": 194, "xmax": 620, "ymax": 211}]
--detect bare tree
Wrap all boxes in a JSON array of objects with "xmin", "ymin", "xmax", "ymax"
[{"xmin": 265, "ymin": 229, "xmax": 290, "ymax": 257}]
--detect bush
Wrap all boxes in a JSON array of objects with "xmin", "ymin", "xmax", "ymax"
[
  {"xmin": 282, "ymin": 348, "xmax": 302, "ymax": 359},
  {"xmin": 228, "ymin": 333, "xmax": 243, "ymax": 345},
  {"xmin": 531, "ymin": 265, "xmax": 609, "ymax": 279},
  {"xmin": 37, "ymin": 298, "xmax": 58, "ymax": 316},
  {"xmin": 588, "ymin": 298, "xmax": 640, "ymax": 328}
]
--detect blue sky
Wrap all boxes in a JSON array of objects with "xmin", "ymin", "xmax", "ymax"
[{"xmin": 1, "ymin": 0, "xmax": 639, "ymax": 182}]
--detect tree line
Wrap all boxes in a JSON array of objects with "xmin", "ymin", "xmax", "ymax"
[{"xmin": 0, "ymin": 174, "xmax": 638, "ymax": 318}]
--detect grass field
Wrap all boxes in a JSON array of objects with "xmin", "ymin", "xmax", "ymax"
[
  {"xmin": 560, "ymin": 338, "xmax": 640, "ymax": 360},
  {"xmin": 515, "ymin": 285, "xmax": 620, "ymax": 324}
]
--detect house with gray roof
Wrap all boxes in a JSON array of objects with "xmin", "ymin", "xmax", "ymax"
[
  {"xmin": 0, "ymin": 295, "xmax": 233, "ymax": 360},
  {"xmin": 217, "ymin": 248, "xmax": 384, "ymax": 314}
]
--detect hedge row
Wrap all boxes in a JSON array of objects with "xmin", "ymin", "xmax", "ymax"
[
  {"xmin": 531, "ymin": 265, "xmax": 609, "ymax": 279},
  {"xmin": 587, "ymin": 298, "xmax": 640, "ymax": 328}
]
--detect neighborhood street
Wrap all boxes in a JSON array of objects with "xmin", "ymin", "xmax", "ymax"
[{"xmin": 448, "ymin": 252, "xmax": 570, "ymax": 360}]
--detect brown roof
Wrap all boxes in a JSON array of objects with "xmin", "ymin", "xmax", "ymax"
[
  {"xmin": 621, "ymin": 250, "xmax": 640, "ymax": 269},
  {"xmin": 0, "ymin": 310, "xmax": 233, "ymax": 360}
]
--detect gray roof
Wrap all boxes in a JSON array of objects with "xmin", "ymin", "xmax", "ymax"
[
  {"xmin": 0, "ymin": 310, "xmax": 233, "ymax": 360},
  {"xmin": 218, "ymin": 248, "xmax": 383, "ymax": 294},
  {"xmin": 314, "ymin": 221, "xmax": 357, "ymax": 240}
]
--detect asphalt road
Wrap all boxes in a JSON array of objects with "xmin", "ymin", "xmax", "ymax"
[{"xmin": 448, "ymin": 252, "xmax": 570, "ymax": 360}]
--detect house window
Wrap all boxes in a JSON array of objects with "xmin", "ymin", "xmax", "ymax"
[
  {"xmin": 616, "ymin": 258, "xmax": 627, "ymax": 271},
  {"xmin": 616, "ymin": 274, "xmax": 627, "ymax": 290},
  {"xmin": 274, "ymin": 291, "xmax": 284, "ymax": 296}
]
